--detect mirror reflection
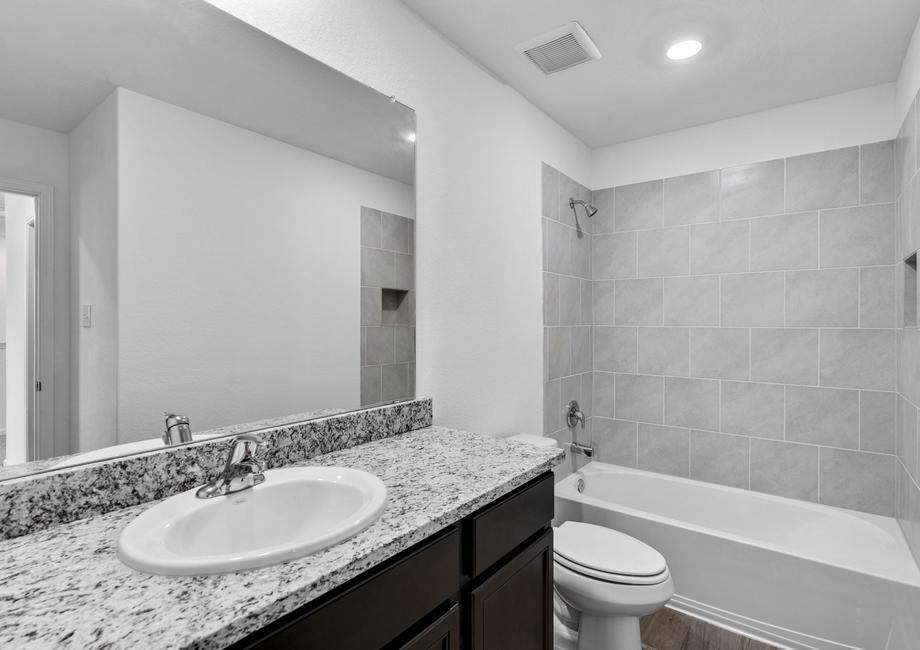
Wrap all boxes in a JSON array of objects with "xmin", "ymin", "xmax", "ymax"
[{"xmin": 0, "ymin": 0, "xmax": 416, "ymax": 475}]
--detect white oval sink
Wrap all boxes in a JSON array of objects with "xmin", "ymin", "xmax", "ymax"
[{"xmin": 117, "ymin": 466, "xmax": 387, "ymax": 575}]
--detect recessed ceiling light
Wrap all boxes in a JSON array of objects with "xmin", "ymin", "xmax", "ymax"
[
  {"xmin": 406, "ymin": 132, "xmax": 417, "ymax": 143},
  {"xmin": 666, "ymin": 39, "xmax": 702, "ymax": 61}
]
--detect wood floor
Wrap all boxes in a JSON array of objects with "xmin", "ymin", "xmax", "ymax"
[{"xmin": 640, "ymin": 608, "xmax": 780, "ymax": 650}]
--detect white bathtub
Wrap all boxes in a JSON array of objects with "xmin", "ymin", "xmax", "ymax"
[{"xmin": 554, "ymin": 462, "xmax": 920, "ymax": 650}]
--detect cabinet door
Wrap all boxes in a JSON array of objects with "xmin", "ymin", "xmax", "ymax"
[
  {"xmin": 469, "ymin": 529, "xmax": 552, "ymax": 650},
  {"xmin": 399, "ymin": 604, "xmax": 461, "ymax": 650}
]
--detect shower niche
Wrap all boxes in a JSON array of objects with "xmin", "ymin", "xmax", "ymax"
[
  {"xmin": 382, "ymin": 288, "xmax": 411, "ymax": 321},
  {"xmin": 361, "ymin": 207, "xmax": 416, "ymax": 406}
]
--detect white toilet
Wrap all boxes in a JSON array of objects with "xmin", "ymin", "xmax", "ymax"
[{"xmin": 553, "ymin": 521, "xmax": 674, "ymax": 650}]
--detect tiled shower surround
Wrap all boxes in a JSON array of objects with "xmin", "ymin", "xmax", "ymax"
[
  {"xmin": 544, "ymin": 140, "xmax": 904, "ymax": 518},
  {"xmin": 360, "ymin": 207, "xmax": 415, "ymax": 406},
  {"xmin": 543, "ymin": 167, "xmax": 594, "ymax": 451},
  {"xmin": 896, "ymin": 89, "xmax": 920, "ymax": 566}
]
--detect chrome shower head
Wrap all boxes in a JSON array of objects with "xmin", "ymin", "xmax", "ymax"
[{"xmin": 569, "ymin": 198, "xmax": 598, "ymax": 218}]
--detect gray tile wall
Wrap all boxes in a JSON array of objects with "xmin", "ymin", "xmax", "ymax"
[
  {"xmin": 543, "ymin": 165, "xmax": 594, "ymax": 476},
  {"xmin": 895, "ymin": 88, "xmax": 920, "ymax": 567},
  {"xmin": 360, "ymin": 207, "xmax": 415, "ymax": 406},
  {"xmin": 543, "ymin": 142, "xmax": 901, "ymax": 516}
]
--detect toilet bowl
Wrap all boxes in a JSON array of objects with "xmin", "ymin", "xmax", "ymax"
[{"xmin": 553, "ymin": 521, "xmax": 674, "ymax": 650}]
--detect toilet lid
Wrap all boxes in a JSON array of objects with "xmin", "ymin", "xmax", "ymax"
[
  {"xmin": 554, "ymin": 553, "xmax": 671, "ymax": 585},
  {"xmin": 554, "ymin": 521, "xmax": 667, "ymax": 577}
]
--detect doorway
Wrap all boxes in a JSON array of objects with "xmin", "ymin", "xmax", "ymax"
[
  {"xmin": 0, "ymin": 179, "xmax": 54, "ymax": 467},
  {"xmin": 0, "ymin": 190, "xmax": 37, "ymax": 465}
]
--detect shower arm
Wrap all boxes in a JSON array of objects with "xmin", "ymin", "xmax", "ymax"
[{"xmin": 569, "ymin": 197, "xmax": 597, "ymax": 218}]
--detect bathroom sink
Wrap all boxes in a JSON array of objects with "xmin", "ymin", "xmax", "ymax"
[{"xmin": 117, "ymin": 466, "xmax": 387, "ymax": 575}]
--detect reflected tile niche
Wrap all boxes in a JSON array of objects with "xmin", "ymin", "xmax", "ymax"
[{"xmin": 360, "ymin": 206, "xmax": 415, "ymax": 405}]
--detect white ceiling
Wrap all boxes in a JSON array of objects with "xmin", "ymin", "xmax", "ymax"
[
  {"xmin": 0, "ymin": 0, "xmax": 415, "ymax": 183},
  {"xmin": 401, "ymin": 0, "xmax": 920, "ymax": 147}
]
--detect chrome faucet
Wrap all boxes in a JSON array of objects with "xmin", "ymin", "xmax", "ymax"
[
  {"xmin": 565, "ymin": 400, "xmax": 594, "ymax": 458},
  {"xmin": 196, "ymin": 434, "xmax": 267, "ymax": 499},
  {"xmin": 163, "ymin": 413, "xmax": 193, "ymax": 445}
]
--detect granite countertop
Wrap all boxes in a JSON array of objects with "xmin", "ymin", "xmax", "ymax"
[
  {"xmin": 0, "ymin": 427, "xmax": 563, "ymax": 649},
  {"xmin": 0, "ymin": 407, "xmax": 348, "ymax": 481}
]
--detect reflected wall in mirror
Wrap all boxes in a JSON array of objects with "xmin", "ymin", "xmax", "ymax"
[{"xmin": 0, "ymin": 0, "xmax": 415, "ymax": 477}]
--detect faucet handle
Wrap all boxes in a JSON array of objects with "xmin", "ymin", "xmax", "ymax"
[
  {"xmin": 197, "ymin": 434, "xmax": 270, "ymax": 499},
  {"xmin": 227, "ymin": 434, "xmax": 266, "ymax": 465},
  {"xmin": 565, "ymin": 400, "xmax": 586, "ymax": 429}
]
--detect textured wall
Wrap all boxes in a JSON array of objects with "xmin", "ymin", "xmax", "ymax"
[
  {"xmin": 591, "ymin": 84, "xmax": 897, "ymax": 190},
  {"xmin": 69, "ymin": 91, "xmax": 118, "ymax": 453},
  {"xmin": 896, "ymin": 18, "xmax": 920, "ymax": 126}
]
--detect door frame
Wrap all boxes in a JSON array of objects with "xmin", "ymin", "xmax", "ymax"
[{"xmin": 0, "ymin": 177, "xmax": 56, "ymax": 460}]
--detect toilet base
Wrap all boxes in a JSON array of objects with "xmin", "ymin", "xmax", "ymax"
[{"xmin": 577, "ymin": 614, "xmax": 641, "ymax": 650}]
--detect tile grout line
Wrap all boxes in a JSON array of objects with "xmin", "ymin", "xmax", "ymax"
[
  {"xmin": 857, "ymin": 267, "xmax": 861, "ymax": 328},
  {"xmin": 858, "ymin": 145, "xmax": 862, "ymax": 207},
  {"xmin": 718, "ymin": 378, "xmax": 723, "ymax": 435},
  {"xmin": 782, "ymin": 384, "xmax": 787, "ymax": 442},
  {"xmin": 587, "ymin": 199, "xmax": 895, "ymax": 236},
  {"xmin": 590, "ymin": 414, "xmax": 898, "ymax": 456},
  {"xmin": 594, "ymin": 262, "xmax": 898, "ymax": 283},
  {"xmin": 588, "ymin": 369, "xmax": 897, "ymax": 392},
  {"xmin": 857, "ymin": 389, "xmax": 862, "ymax": 451},
  {"xmin": 748, "ymin": 436, "xmax": 753, "ymax": 489}
]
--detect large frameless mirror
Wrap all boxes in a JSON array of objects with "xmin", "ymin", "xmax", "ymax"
[{"xmin": 0, "ymin": 0, "xmax": 416, "ymax": 479}]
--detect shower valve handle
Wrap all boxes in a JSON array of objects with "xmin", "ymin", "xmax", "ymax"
[{"xmin": 566, "ymin": 400, "xmax": 586, "ymax": 429}]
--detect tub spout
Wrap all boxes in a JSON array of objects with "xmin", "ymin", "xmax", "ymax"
[{"xmin": 569, "ymin": 441, "xmax": 594, "ymax": 458}]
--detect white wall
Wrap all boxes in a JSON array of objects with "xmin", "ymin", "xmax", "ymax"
[
  {"xmin": 3, "ymin": 192, "xmax": 32, "ymax": 464},
  {"xmin": 591, "ymin": 84, "xmax": 896, "ymax": 188},
  {"xmin": 0, "ymin": 231, "xmax": 7, "ymax": 341},
  {"xmin": 69, "ymin": 92, "xmax": 118, "ymax": 452},
  {"xmin": 896, "ymin": 16, "xmax": 920, "ymax": 126},
  {"xmin": 0, "ymin": 117, "xmax": 70, "ymax": 457},
  {"xmin": 206, "ymin": 0, "xmax": 592, "ymax": 437},
  {"xmin": 116, "ymin": 88, "xmax": 414, "ymax": 441},
  {"xmin": 0, "ymin": 230, "xmax": 6, "ymax": 437}
]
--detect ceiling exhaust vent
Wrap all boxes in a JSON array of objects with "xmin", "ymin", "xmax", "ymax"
[{"xmin": 516, "ymin": 21, "xmax": 602, "ymax": 75}]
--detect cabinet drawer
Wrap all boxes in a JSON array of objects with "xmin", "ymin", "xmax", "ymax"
[
  {"xmin": 242, "ymin": 526, "xmax": 460, "ymax": 649},
  {"xmin": 467, "ymin": 473, "xmax": 553, "ymax": 577}
]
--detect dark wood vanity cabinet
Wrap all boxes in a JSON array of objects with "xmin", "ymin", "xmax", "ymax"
[{"xmin": 232, "ymin": 472, "xmax": 554, "ymax": 650}]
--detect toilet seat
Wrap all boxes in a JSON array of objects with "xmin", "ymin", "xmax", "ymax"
[
  {"xmin": 553, "ymin": 521, "xmax": 670, "ymax": 585},
  {"xmin": 554, "ymin": 552, "xmax": 670, "ymax": 585}
]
